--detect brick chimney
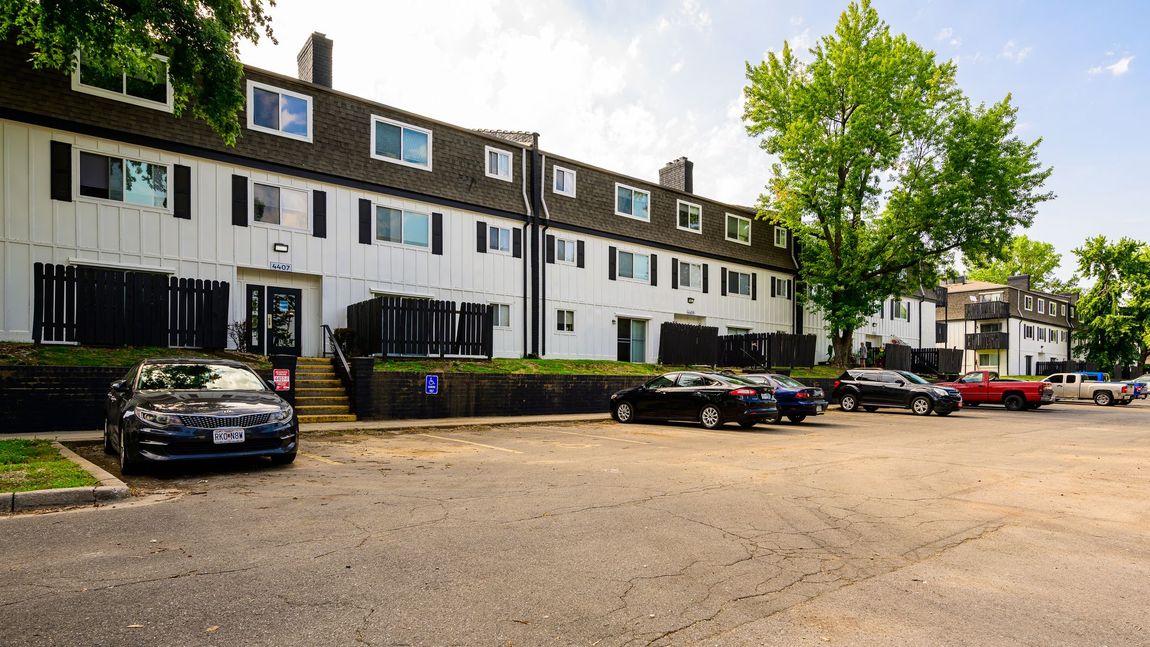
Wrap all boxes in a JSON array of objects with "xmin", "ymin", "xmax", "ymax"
[
  {"xmin": 659, "ymin": 157, "xmax": 693, "ymax": 193},
  {"xmin": 1006, "ymin": 274, "xmax": 1031, "ymax": 291},
  {"xmin": 297, "ymin": 32, "xmax": 333, "ymax": 88}
]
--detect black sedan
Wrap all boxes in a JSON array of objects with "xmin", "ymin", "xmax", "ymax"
[
  {"xmin": 831, "ymin": 368, "xmax": 963, "ymax": 416},
  {"xmin": 610, "ymin": 372, "xmax": 778, "ymax": 429},
  {"xmin": 104, "ymin": 358, "xmax": 298, "ymax": 473}
]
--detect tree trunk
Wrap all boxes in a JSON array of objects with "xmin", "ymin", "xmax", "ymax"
[{"xmin": 831, "ymin": 328, "xmax": 856, "ymax": 368}]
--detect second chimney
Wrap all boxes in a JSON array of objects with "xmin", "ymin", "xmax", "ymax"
[
  {"xmin": 659, "ymin": 157, "xmax": 693, "ymax": 193},
  {"xmin": 297, "ymin": 32, "xmax": 333, "ymax": 88},
  {"xmin": 1006, "ymin": 274, "xmax": 1031, "ymax": 291}
]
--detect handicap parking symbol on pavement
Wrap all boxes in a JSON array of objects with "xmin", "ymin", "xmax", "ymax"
[{"xmin": 425, "ymin": 375, "xmax": 439, "ymax": 395}]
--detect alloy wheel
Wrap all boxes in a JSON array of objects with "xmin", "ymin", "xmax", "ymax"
[
  {"xmin": 615, "ymin": 402, "xmax": 634, "ymax": 423},
  {"xmin": 699, "ymin": 406, "xmax": 722, "ymax": 429},
  {"xmin": 911, "ymin": 396, "xmax": 932, "ymax": 416}
]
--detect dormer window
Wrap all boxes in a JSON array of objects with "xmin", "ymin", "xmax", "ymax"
[
  {"xmin": 371, "ymin": 115, "xmax": 432, "ymax": 170},
  {"xmin": 73, "ymin": 53, "xmax": 172, "ymax": 112},
  {"xmin": 247, "ymin": 81, "xmax": 312, "ymax": 142},
  {"xmin": 485, "ymin": 146, "xmax": 512, "ymax": 182}
]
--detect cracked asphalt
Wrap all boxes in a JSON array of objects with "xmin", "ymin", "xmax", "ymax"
[{"xmin": 2, "ymin": 402, "xmax": 1149, "ymax": 646}]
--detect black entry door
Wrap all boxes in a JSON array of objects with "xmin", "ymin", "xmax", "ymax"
[{"xmin": 266, "ymin": 287, "xmax": 303, "ymax": 356}]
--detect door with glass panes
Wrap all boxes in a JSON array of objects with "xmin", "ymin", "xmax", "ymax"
[
  {"xmin": 617, "ymin": 318, "xmax": 647, "ymax": 363},
  {"xmin": 245, "ymin": 285, "xmax": 303, "ymax": 356}
]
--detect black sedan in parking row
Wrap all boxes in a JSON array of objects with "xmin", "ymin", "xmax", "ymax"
[
  {"xmin": 104, "ymin": 358, "xmax": 298, "ymax": 473},
  {"xmin": 611, "ymin": 372, "xmax": 778, "ymax": 429},
  {"xmin": 831, "ymin": 369, "xmax": 963, "ymax": 416}
]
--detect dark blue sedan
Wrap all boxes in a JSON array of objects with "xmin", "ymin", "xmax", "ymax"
[{"xmin": 741, "ymin": 373, "xmax": 828, "ymax": 423}]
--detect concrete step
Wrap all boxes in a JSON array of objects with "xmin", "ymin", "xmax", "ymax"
[
  {"xmin": 296, "ymin": 405, "xmax": 351, "ymax": 415},
  {"xmin": 296, "ymin": 357, "xmax": 332, "ymax": 365},
  {"xmin": 294, "ymin": 387, "xmax": 345, "ymax": 395},
  {"xmin": 295, "ymin": 396, "xmax": 350, "ymax": 405},
  {"xmin": 298, "ymin": 414, "xmax": 357, "ymax": 424},
  {"xmin": 296, "ymin": 378, "xmax": 342, "ymax": 387}
]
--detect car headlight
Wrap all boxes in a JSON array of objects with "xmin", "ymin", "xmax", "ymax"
[
  {"xmin": 137, "ymin": 409, "xmax": 182, "ymax": 426},
  {"xmin": 933, "ymin": 388, "xmax": 950, "ymax": 397},
  {"xmin": 268, "ymin": 406, "xmax": 293, "ymax": 423}
]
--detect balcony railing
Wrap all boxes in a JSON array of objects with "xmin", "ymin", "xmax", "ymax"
[
  {"xmin": 966, "ymin": 331, "xmax": 1009, "ymax": 350},
  {"xmin": 965, "ymin": 301, "xmax": 1010, "ymax": 320}
]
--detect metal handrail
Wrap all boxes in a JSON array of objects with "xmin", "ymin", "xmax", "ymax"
[{"xmin": 321, "ymin": 324, "xmax": 353, "ymax": 384}]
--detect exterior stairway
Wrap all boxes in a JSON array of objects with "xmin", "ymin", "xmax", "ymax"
[{"xmin": 294, "ymin": 357, "xmax": 357, "ymax": 424}]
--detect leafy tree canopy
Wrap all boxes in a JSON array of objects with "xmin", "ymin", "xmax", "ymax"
[
  {"xmin": 965, "ymin": 234, "xmax": 1077, "ymax": 294},
  {"xmin": 743, "ymin": 0, "xmax": 1053, "ymax": 364},
  {"xmin": 1072, "ymin": 236, "xmax": 1150, "ymax": 369},
  {"xmin": 0, "ymin": 0, "xmax": 276, "ymax": 145}
]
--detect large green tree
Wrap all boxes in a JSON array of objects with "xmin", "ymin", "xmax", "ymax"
[
  {"xmin": 965, "ymin": 235, "xmax": 1077, "ymax": 294},
  {"xmin": 743, "ymin": 0, "xmax": 1053, "ymax": 365},
  {"xmin": 0, "ymin": 0, "xmax": 276, "ymax": 145},
  {"xmin": 1072, "ymin": 236, "xmax": 1150, "ymax": 369}
]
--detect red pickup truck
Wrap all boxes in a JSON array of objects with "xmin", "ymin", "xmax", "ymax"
[{"xmin": 934, "ymin": 371, "xmax": 1055, "ymax": 411}]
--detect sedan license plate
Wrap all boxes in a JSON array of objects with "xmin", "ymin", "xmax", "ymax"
[{"xmin": 213, "ymin": 428, "xmax": 245, "ymax": 444}]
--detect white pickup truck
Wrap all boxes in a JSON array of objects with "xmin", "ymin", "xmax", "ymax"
[{"xmin": 1041, "ymin": 373, "xmax": 1134, "ymax": 406}]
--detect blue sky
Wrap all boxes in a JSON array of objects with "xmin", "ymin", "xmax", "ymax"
[{"xmin": 239, "ymin": 1, "xmax": 1146, "ymax": 280}]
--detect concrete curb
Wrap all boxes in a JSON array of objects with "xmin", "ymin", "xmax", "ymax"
[{"xmin": 1, "ymin": 441, "xmax": 129, "ymax": 513}]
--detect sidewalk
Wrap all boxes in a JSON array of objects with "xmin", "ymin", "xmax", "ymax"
[{"xmin": 0, "ymin": 413, "xmax": 611, "ymax": 442}]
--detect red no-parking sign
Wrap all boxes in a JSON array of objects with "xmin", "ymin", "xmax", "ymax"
[{"xmin": 273, "ymin": 368, "xmax": 291, "ymax": 391}]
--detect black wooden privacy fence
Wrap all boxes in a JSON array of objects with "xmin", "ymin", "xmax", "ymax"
[
  {"xmin": 658, "ymin": 323, "xmax": 718, "ymax": 365},
  {"xmin": 659, "ymin": 324, "xmax": 817, "ymax": 368},
  {"xmin": 1035, "ymin": 360, "xmax": 1098, "ymax": 376},
  {"xmin": 346, "ymin": 296, "xmax": 493, "ymax": 358},
  {"xmin": 911, "ymin": 348, "xmax": 964, "ymax": 376},
  {"xmin": 32, "ymin": 263, "xmax": 229, "ymax": 349}
]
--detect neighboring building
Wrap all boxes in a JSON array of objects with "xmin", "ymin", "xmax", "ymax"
[
  {"xmin": 804, "ymin": 290, "xmax": 939, "ymax": 364},
  {"xmin": 0, "ymin": 34, "xmax": 797, "ymax": 360},
  {"xmin": 935, "ymin": 276, "xmax": 1076, "ymax": 375}
]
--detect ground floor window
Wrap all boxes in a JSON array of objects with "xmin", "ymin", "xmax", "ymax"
[
  {"xmin": 492, "ymin": 303, "xmax": 511, "ymax": 328},
  {"xmin": 978, "ymin": 352, "xmax": 1000, "ymax": 367},
  {"xmin": 556, "ymin": 309, "xmax": 574, "ymax": 333},
  {"xmin": 617, "ymin": 318, "xmax": 647, "ymax": 363},
  {"xmin": 727, "ymin": 326, "xmax": 751, "ymax": 335}
]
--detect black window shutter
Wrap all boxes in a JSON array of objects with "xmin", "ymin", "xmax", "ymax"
[
  {"xmin": 788, "ymin": 280, "xmax": 793, "ymax": 300},
  {"xmin": 50, "ymin": 141, "xmax": 71, "ymax": 202},
  {"xmin": 431, "ymin": 212, "xmax": 443, "ymax": 255},
  {"xmin": 576, "ymin": 240, "xmax": 585, "ymax": 268},
  {"xmin": 702, "ymin": 264, "xmax": 708, "ymax": 293},
  {"xmin": 770, "ymin": 276, "xmax": 776, "ymax": 298},
  {"xmin": 671, "ymin": 258, "xmax": 679, "ymax": 289},
  {"xmin": 312, "ymin": 190, "xmax": 327, "ymax": 238},
  {"xmin": 752, "ymin": 273, "xmax": 758, "ymax": 300},
  {"xmin": 650, "ymin": 254, "xmax": 657, "ymax": 286},
  {"xmin": 231, "ymin": 175, "xmax": 248, "ymax": 227},
  {"xmin": 173, "ymin": 164, "xmax": 191, "ymax": 219},
  {"xmin": 358, "ymin": 199, "xmax": 371, "ymax": 244},
  {"xmin": 879, "ymin": 300, "xmax": 884, "ymax": 319},
  {"xmin": 608, "ymin": 246, "xmax": 616, "ymax": 280},
  {"xmin": 907, "ymin": 303, "xmax": 912, "ymax": 321},
  {"xmin": 476, "ymin": 221, "xmax": 487, "ymax": 253},
  {"xmin": 545, "ymin": 235, "xmax": 555, "ymax": 264},
  {"xmin": 721, "ymin": 268, "xmax": 728, "ymax": 296},
  {"xmin": 512, "ymin": 227, "xmax": 522, "ymax": 258}
]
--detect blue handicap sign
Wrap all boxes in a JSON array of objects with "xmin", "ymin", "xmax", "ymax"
[{"xmin": 425, "ymin": 375, "xmax": 439, "ymax": 395}]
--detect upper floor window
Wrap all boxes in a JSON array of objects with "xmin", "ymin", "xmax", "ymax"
[
  {"xmin": 727, "ymin": 270, "xmax": 752, "ymax": 296},
  {"xmin": 371, "ymin": 115, "xmax": 432, "ymax": 170},
  {"xmin": 79, "ymin": 152, "xmax": 168, "ymax": 209},
  {"xmin": 488, "ymin": 226, "xmax": 512, "ymax": 254},
  {"xmin": 678, "ymin": 261, "xmax": 703, "ymax": 290},
  {"xmin": 247, "ymin": 81, "xmax": 312, "ymax": 142},
  {"xmin": 726, "ymin": 213, "xmax": 751, "ymax": 245},
  {"xmin": 1060, "ymin": 303, "xmax": 1067, "ymax": 316},
  {"xmin": 677, "ymin": 200, "xmax": 702, "ymax": 233},
  {"xmin": 1037, "ymin": 299, "xmax": 1046, "ymax": 314},
  {"xmin": 774, "ymin": 226, "xmax": 788, "ymax": 248},
  {"xmin": 1023, "ymin": 325, "xmax": 1033, "ymax": 339},
  {"xmin": 73, "ymin": 53, "xmax": 172, "ymax": 112},
  {"xmin": 485, "ymin": 146, "xmax": 512, "ymax": 182},
  {"xmin": 376, "ymin": 205, "xmax": 429, "ymax": 248},
  {"xmin": 618, "ymin": 250, "xmax": 650, "ymax": 282},
  {"xmin": 1023, "ymin": 295, "xmax": 1034, "ymax": 311},
  {"xmin": 554, "ymin": 166, "xmax": 576, "ymax": 197},
  {"xmin": 253, "ymin": 183, "xmax": 308, "ymax": 229},
  {"xmin": 771, "ymin": 276, "xmax": 792, "ymax": 299},
  {"xmin": 556, "ymin": 237, "xmax": 577, "ymax": 264},
  {"xmin": 615, "ymin": 183, "xmax": 650, "ymax": 221}
]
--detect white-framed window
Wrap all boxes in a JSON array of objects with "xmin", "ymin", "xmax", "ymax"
[
  {"xmin": 492, "ymin": 303, "xmax": 511, "ymax": 328},
  {"xmin": 485, "ymin": 146, "xmax": 512, "ymax": 182},
  {"xmin": 678, "ymin": 261, "xmax": 703, "ymax": 290},
  {"xmin": 246, "ymin": 81, "xmax": 312, "ymax": 142},
  {"xmin": 488, "ymin": 226, "xmax": 512, "ymax": 254},
  {"xmin": 979, "ymin": 292, "xmax": 1004, "ymax": 302},
  {"xmin": 1060, "ymin": 303, "xmax": 1067, "ymax": 316},
  {"xmin": 615, "ymin": 183, "xmax": 651, "ymax": 221},
  {"xmin": 1038, "ymin": 328, "xmax": 1047, "ymax": 341},
  {"xmin": 1023, "ymin": 295, "xmax": 1034, "ymax": 311},
  {"xmin": 726, "ymin": 213, "xmax": 751, "ymax": 245},
  {"xmin": 727, "ymin": 270, "xmax": 752, "ymax": 296},
  {"xmin": 556, "ymin": 309, "xmax": 575, "ymax": 333},
  {"xmin": 375, "ymin": 205, "xmax": 429, "ymax": 248},
  {"xmin": 252, "ymin": 182, "xmax": 308, "ymax": 230},
  {"xmin": 77, "ymin": 151, "xmax": 169, "ymax": 210},
  {"xmin": 676, "ymin": 200, "xmax": 702, "ymax": 233},
  {"xmin": 772, "ymin": 276, "xmax": 792, "ymax": 299},
  {"xmin": 1037, "ymin": 299, "xmax": 1046, "ymax": 314},
  {"xmin": 978, "ymin": 352, "xmax": 999, "ymax": 367},
  {"xmin": 774, "ymin": 226, "xmax": 787, "ymax": 248},
  {"xmin": 617, "ymin": 250, "xmax": 650, "ymax": 282},
  {"xmin": 553, "ymin": 166, "xmax": 577, "ymax": 197},
  {"xmin": 371, "ymin": 115, "xmax": 432, "ymax": 170},
  {"xmin": 556, "ymin": 238, "xmax": 577, "ymax": 264},
  {"xmin": 1061, "ymin": 330, "xmax": 1067, "ymax": 342},
  {"xmin": 727, "ymin": 326, "xmax": 752, "ymax": 335},
  {"xmin": 73, "ymin": 52, "xmax": 172, "ymax": 112},
  {"xmin": 896, "ymin": 301, "xmax": 910, "ymax": 320},
  {"xmin": 1023, "ymin": 325, "xmax": 1034, "ymax": 339}
]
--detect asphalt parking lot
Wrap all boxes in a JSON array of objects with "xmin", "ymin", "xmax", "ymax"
[{"xmin": 3, "ymin": 402, "xmax": 1149, "ymax": 646}]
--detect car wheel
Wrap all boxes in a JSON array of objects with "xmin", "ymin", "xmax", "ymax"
[
  {"xmin": 1093, "ymin": 391, "xmax": 1112, "ymax": 406},
  {"xmin": 910, "ymin": 396, "xmax": 933, "ymax": 416},
  {"xmin": 1004, "ymin": 395, "xmax": 1025, "ymax": 411},
  {"xmin": 103, "ymin": 421, "xmax": 115, "ymax": 455},
  {"xmin": 699, "ymin": 405, "xmax": 723, "ymax": 429},
  {"xmin": 839, "ymin": 393, "xmax": 860, "ymax": 412},
  {"xmin": 119, "ymin": 429, "xmax": 141, "ymax": 475},
  {"xmin": 739, "ymin": 421, "xmax": 757, "ymax": 429},
  {"xmin": 271, "ymin": 451, "xmax": 297, "ymax": 465},
  {"xmin": 863, "ymin": 406, "xmax": 879, "ymax": 413},
  {"xmin": 786, "ymin": 415, "xmax": 807, "ymax": 424},
  {"xmin": 613, "ymin": 402, "xmax": 635, "ymax": 424}
]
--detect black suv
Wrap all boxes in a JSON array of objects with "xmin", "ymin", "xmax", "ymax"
[{"xmin": 832, "ymin": 369, "xmax": 963, "ymax": 416}]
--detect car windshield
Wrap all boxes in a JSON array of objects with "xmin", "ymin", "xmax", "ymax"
[
  {"xmin": 136, "ymin": 364, "xmax": 266, "ymax": 391},
  {"xmin": 895, "ymin": 371, "xmax": 931, "ymax": 385},
  {"xmin": 770, "ymin": 375, "xmax": 806, "ymax": 388},
  {"xmin": 717, "ymin": 375, "xmax": 755, "ymax": 386}
]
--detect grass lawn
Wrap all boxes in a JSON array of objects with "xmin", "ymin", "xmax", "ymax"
[
  {"xmin": 0, "ymin": 439, "xmax": 97, "ymax": 493},
  {"xmin": 376, "ymin": 357, "xmax": 844, "ymax": 378},
  {"xmin": 0, "ymin": 343, "xmax": 270, "ymax": 370}
]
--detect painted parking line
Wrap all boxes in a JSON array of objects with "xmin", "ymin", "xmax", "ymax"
[
  {"xmin": 299, "ymin": 451, "xmax": 343, "ymax": 465},
  {"xmin": 420, "ymin": 434, "xmax": 523, "ymax": 454},
  {"xmin": 548, "ymin": 429, "xmax": 649, "ymax": 445}
]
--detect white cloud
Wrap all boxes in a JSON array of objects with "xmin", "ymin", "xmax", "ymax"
[
  {"xmin": 789, "ymin": 28, "xmax": 813, "ymax": 53},
  {"xmin": 935, "ymin": 27, "xmax": 961, "ymax": 48},
  {"xmin": 670, "ymin": 59, "xmax": 685, "ymax": 74},
  {"xmin": 999, "ymin": 40, "xmax": 1032, "ymax": 63},
  {"xmin": 1089, "ymin": 55, "xmax": 1134, "ymax": 76},
  {"xmin": 680, "ymin": 0, "xmax": 712, "ymax": 30}
]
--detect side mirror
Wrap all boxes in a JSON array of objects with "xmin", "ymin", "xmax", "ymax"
[
  {"xmin": 895, "ymin": 380, "xmax": 906, "ymax": 386},
  {"xmin": 111, "ymin": 380, "xmax": 129, "ymax": 394},
  {"xmin": 266, "ymin": 379, "xmax": 277, "ymax": 391}
]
